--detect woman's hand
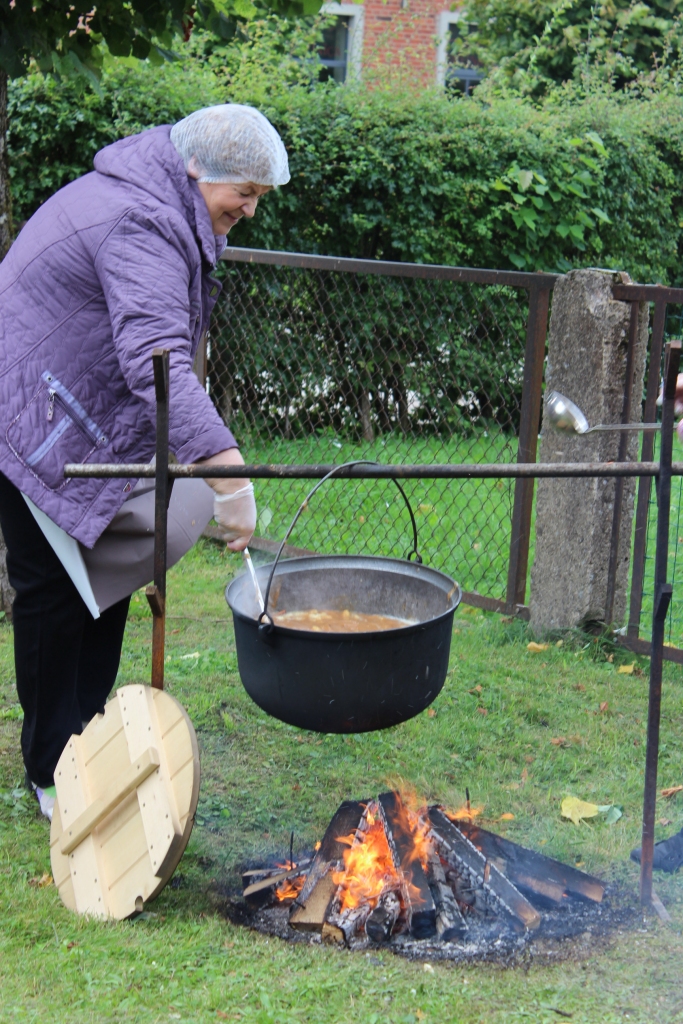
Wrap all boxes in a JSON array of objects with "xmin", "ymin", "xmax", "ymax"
[{"xmin": 198, "ymin": 448, "xmax": 256, "ymax": 551}]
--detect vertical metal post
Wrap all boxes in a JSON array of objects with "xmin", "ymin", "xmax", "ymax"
[
  {"xmin": 506, "ymin": 284, "xmax": 551, "ymax": 612},
  {"xmin": 604, "ymin": 301, "xmax": 641, "ymax": 624},
  {"xmin": 628, "ymin": 297, "xmax": 668, "ymax": 640},
  {"xmin": 146, "ymin": 349, "xmax": 171, "ymax": 690},
  {"xmin": 640, "ymin": 340, "xmax": 680, "ymax": 907}
]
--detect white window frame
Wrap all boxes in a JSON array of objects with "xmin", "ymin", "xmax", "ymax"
[
  {"xmin": 320, "ymin": 2, "xmax": 365, "ymax": 82},
  {"xmin": 435, "ymin": 10, "xmax": 463, "ymax": 88}
]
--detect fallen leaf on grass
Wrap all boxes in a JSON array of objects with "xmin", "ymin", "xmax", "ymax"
[
  {"xmin": 427, "ymin": 708, "xmax": 436, "ymax": 718},
  {"xmin": 551, "ymin": 737, "xmax": 568, "ymax": 747},
  {"xmin": 574, "ymin": 683, "xmax": 586, "ymax": 692},
  {"xmin": 216, "ymin": 1013, "xmax": 229, "ymax": 1020},
  {"xmin": 468, "ymin": 684, "xmax": 483, "ymax": 694},
  {"xmin": 599, "ymin": 701, "xmax": 609, "ymax": 713},
  {"xmin": 661, "ymin": 785, "xmax": 683, "ymax": 798},
  {"xmin": 180, "ymin": 651, "xmax": 200, "ymax": 660},
  {"xmin": 28, "ymin": 873, "xmax": 53, "ymax": 888},
  {"xmin": 556, "ymin": 640, "xmax": 564, "ymax": 647},
  {"xmin": 659, "ymin": 818, "xmax": 674, "ymax": 826},
  {"xmin": 521, "ymin": 768, "xmax": 529, "ymax": 785},
  {"xmin": 561, "ymin": 796, "xmax": 622, "ymax": 825},
  {"xmin": 561, "ymin": 796, "xmax": 600, "ymax": 825},
  {"xmin": 476, "ymin": 707, "xmax": 488, "ymax": 716},
  {"xmin": 499, "ymin": 812, "xmax": 515, "ymax": 821},
  {"xmin": 618, "ymin": 664, "xmax": 635, "ymax": 675},
  {"xmin": 527, "ymin": 642, "xmax": 549, "ymax": 653}
]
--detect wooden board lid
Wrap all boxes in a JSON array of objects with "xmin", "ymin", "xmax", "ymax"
[{"xmin": 50, "ymin": 684, "xmax": 200, "ymax": 920}]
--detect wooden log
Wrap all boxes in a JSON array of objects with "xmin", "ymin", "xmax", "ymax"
[
  {"xmin": 424, "ymin": 846, "xmax": 468, "ymax": 941},
  {"xmin": 428, "ymin": 808, "xmax": 541, "ymax": 933},
  {"xmin": 324, "ymin": 900, "xmax": 374, "ymax": 945},
  {"xmin": 366, "ymin": 889, "xmax": 401, "ymax": 943},
  {"xmin": 456, "ymin": 820, "xmax": 605, "ymax": 905},
  {"xmin": 243, "ymin": 866, "xmax": 306, "ymax": 900},
  {"xmin": 378, "ymin": 792, "xmax": 436, "ymax": 938},
  {"xmin": 289, "ymin": 800, "xmax": 366, "ymax": 933}
]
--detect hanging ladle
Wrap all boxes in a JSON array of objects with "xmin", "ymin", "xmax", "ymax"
[{"xmin": 545, "ymin": 390, "xmax": 660, "ymax": 435}]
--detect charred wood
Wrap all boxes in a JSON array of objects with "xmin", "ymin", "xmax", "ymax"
[
  {"xmin": 457, "ymin": 821, "xmax": 605, "ymax": 905},
  {"xmin": 378, "ymin": 792, "xmax": 437, "ymax": 938},
  {"xmin": 424, "ymin": 846, "xmax": 468, "ymax": 941},
  {"xmin": 366, "ymin": 889, "xmax": 402, "ymax": 943},
  {"xmin": 428, "ymin": 808, "xmax": 541, "ymax": 933}
]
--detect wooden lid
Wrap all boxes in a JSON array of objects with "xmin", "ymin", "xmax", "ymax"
[{"xmin": 50, "ymin": 684, "xmax": 200, "ymax": 920}]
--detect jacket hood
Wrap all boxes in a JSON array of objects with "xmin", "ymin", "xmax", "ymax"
[{"xmin": 93, "ymin": 126, "xmax": 222, "ymax": 266}]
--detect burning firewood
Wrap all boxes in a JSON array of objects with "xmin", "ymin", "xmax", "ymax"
[
  {"xmin": 324, "ymin": 800, "xmax": 397, "ymax": 945},
  {"xmin": 428, "ymin": 808, "xmax": 541, "ymax": 933},
  {"xmin": 378, "ymin": 792, "xmax": 437, "ymax": 939},
  {"xmin": 289, "ymin": 800, "xmax": 366, "ymax": 933}
]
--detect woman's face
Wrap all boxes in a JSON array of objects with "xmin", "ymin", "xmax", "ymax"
[{"xmin": 194, "ymin": 180, "xmax": 272, "ymax": 235}]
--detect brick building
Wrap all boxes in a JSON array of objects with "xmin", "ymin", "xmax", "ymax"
[{"xmin": 319, "ymin": 0, "xmax": 482, "ymax": 93}]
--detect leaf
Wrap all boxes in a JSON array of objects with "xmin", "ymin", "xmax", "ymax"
[
  {"xmin": 561, "ymin": 796, "xmax": 600, "ymax": 826},
  {"xmin": 591, "ymin": 206, "xmax": 612, "ymax": 224},
  {"xmin": 527, "ymin": 642, "xmax": 549, "ymax": 653},
  {"xmin": 476, "ymin": 707, "xmax": 488, "ymax": 716},
  {"xmin": 618, "ymin": 664, "xmax": 635, "ymax": 674},
  {"xmin": 661, "ymin": 785, "xmax": 683, "ymax": 798},
  {"xmin": 499, "ymin": 812, "xmax": 515, "ymax": 821},
  {"xmin": 28, "ymin": 873, "xmax": 53, "ymax": 888},
  {"xmin": 468, "ymin": 684, "xmax": 483, "ymax": 693},
  {"xmin": 604, "ymin": 805, "xmax": 623, "ymax": 825},
  {"xmin": 427, "ymin": 708, "xmax": 436, "ymax": 718},
  {"xmin": 599, "ymin": 701, "xmax": 609, "ymax": 713},
  {"xmin": 516, "ymin": 169, "xmax": 533, "ymax": 191},
  {"xmin": 551, "ymin": 737, "xmax": 568, "ymax": 747}
]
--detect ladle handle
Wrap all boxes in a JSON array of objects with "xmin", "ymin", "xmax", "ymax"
[
  {"xmin": 258, "ymin": 461, "xmax": 422, "ymax": 632},
  {"xmin": 587, "ymin": 423, "xmax": 661, "ymax": 433}
]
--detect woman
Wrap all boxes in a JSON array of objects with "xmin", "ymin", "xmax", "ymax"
[{"xmin": 0, "ymin": 104, "xmax": 290, "ymax": 819}]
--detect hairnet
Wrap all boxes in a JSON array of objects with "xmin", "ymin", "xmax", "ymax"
[{"xmin": 170, "ymin": 104, "xmax": 290, "ymax": 187}]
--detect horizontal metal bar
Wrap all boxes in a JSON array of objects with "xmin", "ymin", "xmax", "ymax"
[
  {"xmin": 461, "ymin": 591, "xmax": 530, "ymax": 620},
  {"xmin": 613, "ymin": 284, "xmax": 683, "ymax": 304},
  {"xmin": 220, "ymin": 247, "xmax": 558, "ymax": 289},
  {"xmin": 65, "ymin": 461, "xmax": 681, "ymax": 480},
  {"xmin": 617, "ymin": 635, "xmax": 683, "ymax": 665}
]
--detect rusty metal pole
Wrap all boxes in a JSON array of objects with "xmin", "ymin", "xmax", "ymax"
[
  {"xmin": 627, "ymin": 297, "xmax": 668, "ymax": 641},
  {"xmin": 604, "ymin": 301, "xmax": 641, "ymax": 625},
  {"xmin": 146, "ymin": 349, "xmax": 172, "ymax": 690},
  {"xmin": 505, "ymin": 284, "xmax": 551, "ymax": 613},
  {"xmin": 640, "ymin": 340, "xmax": 680, "ymax": 907}
]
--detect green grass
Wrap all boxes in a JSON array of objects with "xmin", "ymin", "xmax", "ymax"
[
  {"xmin": 246, "ymin": 432, "xmax": 520, "ymax": 602},
  {"xmin": 2, "ymin": 539, "xmax": 683, "ymax": 1023}
]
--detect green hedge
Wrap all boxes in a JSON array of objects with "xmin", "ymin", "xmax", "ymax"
[{"xmin": 8, "ymin": 64, "xmax": 683, "ymax": 283}]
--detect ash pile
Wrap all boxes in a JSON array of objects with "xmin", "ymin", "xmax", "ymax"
[{"xmin": 239, "ymin": 791, "xmax": 610, "ymax": 957}]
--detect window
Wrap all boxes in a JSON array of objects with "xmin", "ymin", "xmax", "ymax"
[
  {"xmin": 436, "ymin": 12, "xmax": 483, "ymax": 95},
  {"xmin": 319, "ymin": 16, "xmax": 350, "ymax": 82},
  {"xmin": 320, "ymin": 3, "xmax": 364, "ymax": 82}
]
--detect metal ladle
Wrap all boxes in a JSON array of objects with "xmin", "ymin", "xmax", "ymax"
[{"xmin": 545, "ymin": 390, "xmax": 660, "ymax": 434}]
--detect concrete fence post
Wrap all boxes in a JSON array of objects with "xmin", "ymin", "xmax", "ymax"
[{"xmin": 529, "ymin": 270, "xmax": 649, "ymax": 633}]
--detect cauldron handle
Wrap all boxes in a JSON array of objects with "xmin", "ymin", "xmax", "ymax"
[{"xmin": 257, "ymin": 461, "xmax": 422, "ymax": 633}]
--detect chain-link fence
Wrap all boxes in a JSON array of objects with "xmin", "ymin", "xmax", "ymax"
[{"xmin": 208, "ymin": 250, "xmax": 554, "ymax": 605}]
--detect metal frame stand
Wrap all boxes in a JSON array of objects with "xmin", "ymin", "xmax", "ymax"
[
  {"xmin": 639, "ymin": 340, "xmax": 680, "ymax": 906},
  {"xmin": 64, "ymin": 346, "xmax": 682, "ymax": 912}
]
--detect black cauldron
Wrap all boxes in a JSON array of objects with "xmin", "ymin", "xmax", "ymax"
[{"xmin": 226, "ymin": 553, "xmax": 461, "ymax": 733}]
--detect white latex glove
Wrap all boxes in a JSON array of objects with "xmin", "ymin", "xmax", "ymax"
[{"xmin": 213, "ymin": 483, "xmax": 257, "ymax": 551}]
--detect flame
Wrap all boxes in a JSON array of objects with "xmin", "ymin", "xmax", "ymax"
[
  {"xmin": 445, "ymin": 803, "xmax": 484, "ymax": 824},
  {"xmin": 275, "ymin": 875, "xmax": 305, "ymax": 902},
  {"xmin": 332, "ymin": 811, "xmax": 400, "ymax": 913},
  {"xmin": 391, "ymin": 790, "xmax": 433, "ymax": 871}
]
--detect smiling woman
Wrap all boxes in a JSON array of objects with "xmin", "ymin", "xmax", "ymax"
[{"xmin": 0, "ymin": 102, "xmax": 290, "ymax": 819}]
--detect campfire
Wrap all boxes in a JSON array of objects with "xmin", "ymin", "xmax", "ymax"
[{"xmin": 240, "ymin": 791, "xmax": 606, "ymax": 951}]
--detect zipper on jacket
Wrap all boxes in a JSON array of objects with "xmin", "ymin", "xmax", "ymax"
[{"xmin": 42, "ymin": 371, "xmax": 108, "ymax": 446}]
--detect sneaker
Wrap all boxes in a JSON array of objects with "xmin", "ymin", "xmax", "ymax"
[
  {"xmin": 630, "ymin": 830, "xmax": 683, "ymax": 873},
  {"xmin": 24, "ymin": 772, "xmax": 56, "ymax": 822}
]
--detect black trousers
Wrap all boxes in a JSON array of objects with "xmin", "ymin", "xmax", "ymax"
[{"xmin": 0, "ymin": 474, "xmax": 130, "ymax": 787}]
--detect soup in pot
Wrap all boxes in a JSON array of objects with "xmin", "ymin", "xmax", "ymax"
[{"xmin": 271, "ymin": 608, "xmax": 416, "ymax": 633}]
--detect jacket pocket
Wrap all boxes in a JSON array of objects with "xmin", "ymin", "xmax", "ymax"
[{"xmin": 7, "ymin": 371, "xmax": 109, "ymax": 491}]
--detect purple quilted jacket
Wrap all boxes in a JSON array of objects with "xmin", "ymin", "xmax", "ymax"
[{"xmin": 0, "ymin": 125, "xmax": 236, "ymax": 547}]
